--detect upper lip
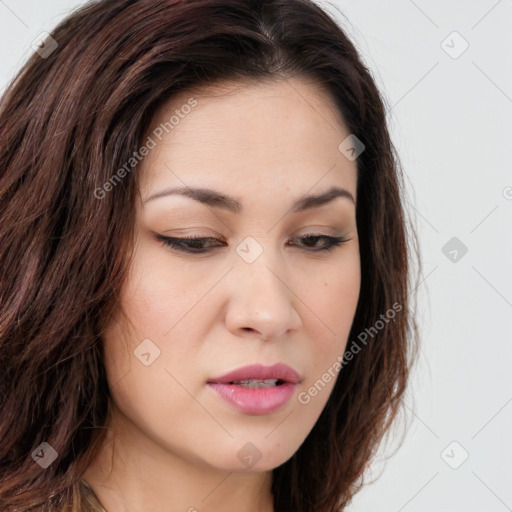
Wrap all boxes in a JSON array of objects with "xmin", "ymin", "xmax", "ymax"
[{"xmin": 207, "ymin": 363, "xmax": 301, "ymax": 384}]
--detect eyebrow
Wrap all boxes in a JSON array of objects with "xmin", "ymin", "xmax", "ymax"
[{"xmin": 144, "ymin": 185, "xmax": 355, "ymax": 213}]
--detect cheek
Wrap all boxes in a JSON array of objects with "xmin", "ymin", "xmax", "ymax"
[
  {"xmin": 118, "ymin": 242, "xmax": 200, "ymax": 337},
  {"xmin": 295, "ymin": 272, "xmax": 359, "ymax": 419},
  {"xmin": 99, "ymin": 243, "xmax": 208, "ymax": 422},
  {"xmin": 299, "ymin": 251, "xmax": 361, "ymax": 342},
  {"xmin": 296, "ymin": 253, "xmax": 360, "ymax": 387},
  {"xmin": 100, "ymin": 312, "xmax": 196, "ymax": 452},
  {"xmin": 321, "ymin": 269, "xmax": 360, "ymax": 323}
]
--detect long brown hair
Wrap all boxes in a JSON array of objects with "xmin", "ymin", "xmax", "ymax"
[{"xmin": 0, "ymin": 0, "xmax": 420, "ymax": 510}]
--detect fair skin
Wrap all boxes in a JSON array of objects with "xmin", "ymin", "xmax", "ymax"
[{"xmin": 83, "ymin": 77, "xmax": 361, "ymax": 512}]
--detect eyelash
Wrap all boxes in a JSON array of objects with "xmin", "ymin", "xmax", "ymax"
[{"xmin": 156, "ymin": 233, "xmax": 349, "ymax": 254}]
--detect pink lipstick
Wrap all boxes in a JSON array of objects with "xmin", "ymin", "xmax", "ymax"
[{"xmin": 207, "ymin": 363, "xmax": 301, "ymax": 415}]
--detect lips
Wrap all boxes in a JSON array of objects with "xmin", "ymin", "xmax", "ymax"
[
  {"xmin": 207, "ymin": 363, "xmax": 302, "ymax": 415},
  {"xmin": 207, "ymin": 363, "xmax": 301, "ymax": 385}
]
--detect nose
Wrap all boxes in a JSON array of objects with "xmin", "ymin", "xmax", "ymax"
[{"xmin": 224, "ymin": 246, "xmax": 302, "ymax": 342}]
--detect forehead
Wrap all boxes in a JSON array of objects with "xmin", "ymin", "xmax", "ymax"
[{"xmin": 139, "ymin": 77, "xmax": 357, "ymax": 202}]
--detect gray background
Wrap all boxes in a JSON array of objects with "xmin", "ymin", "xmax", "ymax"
[{"xmin": 1, "ymin": 1, "xmax": 511, "ymax": 510}]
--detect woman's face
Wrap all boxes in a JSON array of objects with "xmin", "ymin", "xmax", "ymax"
[{"xmin": 102, "ymin": 77, "xmax": 361, "ymax": 473}]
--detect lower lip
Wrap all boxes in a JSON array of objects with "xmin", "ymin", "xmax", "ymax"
[{"xmin": 207, "ymin": 382, "xmax": 297, "ymax": 415}]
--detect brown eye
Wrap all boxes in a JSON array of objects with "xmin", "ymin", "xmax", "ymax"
[{"xmin": 290, "ymin": 234, "xmax": 349, "ymax": 252}]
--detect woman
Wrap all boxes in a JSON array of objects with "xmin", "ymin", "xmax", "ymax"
[{"xmin": 0, "ymin": 0, "xmax": 419, "ymax": 511}]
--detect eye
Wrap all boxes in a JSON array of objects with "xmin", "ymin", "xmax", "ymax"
[
  {"xmin": 156, "ymin": 235, "xmax": 223, "ymax": 254},
  {"xmin": 290, "ymin": 233, "xmax": 349, "ymax": 252},
  {"xmin": 156, "ymin": 233, "xmax": 349, "ymax": 254}
]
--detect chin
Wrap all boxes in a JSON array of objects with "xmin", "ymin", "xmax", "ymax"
[{"xmin": 200, "ymin": 434, "xmax": 303, "ymax": 473}]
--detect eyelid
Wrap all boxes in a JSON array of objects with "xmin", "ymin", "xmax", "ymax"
[
  {"xmin": 156, "ymin": 230, "xmax": 345, "ymax": 243},
  {"xmin": 155, "ymin": 232, "xmax": 350, "ymax": 255},
  {"xmin": 159, "ymin": 224, "xmax": 346, "ymax": 238}
]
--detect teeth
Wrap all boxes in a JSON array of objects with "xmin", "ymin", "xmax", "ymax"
[{"xmin": 231, "ymin": 378, "xmax": 279, "ymax": 388}]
